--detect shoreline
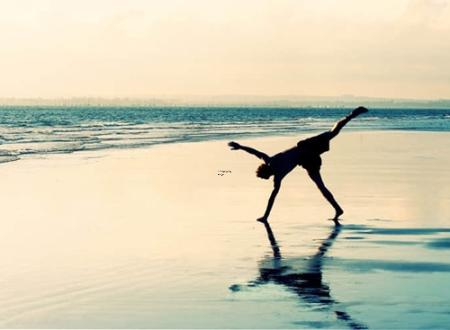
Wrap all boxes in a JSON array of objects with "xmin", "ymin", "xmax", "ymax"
[{"xmin": 2, "ymin": 129, "xmax": 450, "ymax": 167}]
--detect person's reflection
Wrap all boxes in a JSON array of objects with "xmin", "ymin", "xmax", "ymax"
[{"xmin": 241, "ymin": 223, "xmax": 366, "ymax": 329}]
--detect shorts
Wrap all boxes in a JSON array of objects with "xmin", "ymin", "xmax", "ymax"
[{"xmin": 297, "ymin": 131, "xmax": 331, "ymax": 172}]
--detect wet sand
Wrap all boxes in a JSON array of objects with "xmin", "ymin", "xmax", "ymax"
[{"xmin": 0, "ymin": 131, "xmax": 449, "ymax": 328}]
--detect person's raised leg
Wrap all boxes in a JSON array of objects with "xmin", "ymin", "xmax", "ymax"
[
  {"xmin": 329, "ymin": 106, "xmax": 368, "ymax": 139},
  {"xmin": 307, "ymin": 169, "xmax": 343, "ymax": 225}
]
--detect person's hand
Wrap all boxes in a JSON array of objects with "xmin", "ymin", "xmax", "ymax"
[
  {"xmin": 228, "ymin": 141, "xmax": 240, "ymax": 150},
  {"xmin": 257, "ymin": 216, "xmax": 268, "ymax": 223}
]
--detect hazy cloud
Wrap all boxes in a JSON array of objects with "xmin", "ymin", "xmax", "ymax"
[{"xmin": 0, "ymin": 0, "xmax": 448, "ymax": 98}]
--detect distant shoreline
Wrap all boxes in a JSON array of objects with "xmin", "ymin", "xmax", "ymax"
[
  {"xmin": 1, "ymin": 105, "xmax": 450, "ymax": 110},
  {"xmin": 1, "ymin": 96, "xmax": 450, "ymax": 108}
]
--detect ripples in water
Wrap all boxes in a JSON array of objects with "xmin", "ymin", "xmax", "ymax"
[{"xmin": 0, "ymin": 107, "xmax": 449, "ymax": 163}]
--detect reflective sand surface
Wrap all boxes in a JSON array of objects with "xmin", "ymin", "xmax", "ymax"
[{"xmin": 0, "ymin": 131, "xmax": 449, "ymax": 328}]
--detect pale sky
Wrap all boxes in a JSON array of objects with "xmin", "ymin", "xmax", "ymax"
[{"xmin": 0, "ymin": 0, "xmax": 449, "ymax": 99}]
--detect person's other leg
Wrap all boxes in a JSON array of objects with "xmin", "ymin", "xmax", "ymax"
[
  {"xmin": 329, "ymin": 106, "xmax": 368, "ymax": 139},
  {"xmin": 307, "ymin": 169, "xmax": 343, "ymax": 225}
]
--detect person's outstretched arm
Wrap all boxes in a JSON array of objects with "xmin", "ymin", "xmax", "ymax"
[
  {"xmin": 257, "ymin": 177, "xmax": 282, "ymax": 223},
  {"xmin": 228, "ymin": 141, "xmax": 270, "ymax": 163}
]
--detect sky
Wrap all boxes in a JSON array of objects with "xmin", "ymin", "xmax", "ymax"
[{"xmin": 0, "ymin": 0, "xmax": 449, "ymax": 99}]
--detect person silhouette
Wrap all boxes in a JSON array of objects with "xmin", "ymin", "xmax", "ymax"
[{"xmin": 228, "ymin": 106, "xmax": 368, "ymax": 225}]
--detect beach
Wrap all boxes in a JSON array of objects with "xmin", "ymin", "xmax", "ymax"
[{"xmin": 0, "ymin": 130, "xmax": 449, "ymax": 328}]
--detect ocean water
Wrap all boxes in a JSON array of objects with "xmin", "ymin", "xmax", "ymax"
[{"xmin": 0, "ymin": 107, "xmax": 449, "ymax": 163}]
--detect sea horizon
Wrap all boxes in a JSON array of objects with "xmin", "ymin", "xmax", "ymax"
[{"xmin": 1, "ymin": 95, "xmax": 450, "ymax": 108}]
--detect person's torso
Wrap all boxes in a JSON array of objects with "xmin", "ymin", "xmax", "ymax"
[{"xmin": 269, "ymin": 146, "xmax": 299, "ymax": 178}]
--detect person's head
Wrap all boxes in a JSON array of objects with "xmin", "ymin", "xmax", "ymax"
[{"xmin": 256, "ymin": 163, "xmax": 274, "ymax": 179}]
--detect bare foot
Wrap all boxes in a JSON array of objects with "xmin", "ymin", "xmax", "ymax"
[
  {"xmin": 334, "ymin": 208, "xmax": 344, "ymax": 219},
  {"xmin": 332, "ymin": 218, "xmax": 342, "ymax": 226},
  {"xmin": 351, "ymin": 106, "xmax": 368, "ymax": 118},
  {"xmin": 330, "ymin": 208, "xmax": 344, "ymax": 225}
]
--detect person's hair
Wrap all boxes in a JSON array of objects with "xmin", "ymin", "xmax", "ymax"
[{"xmin": 256, "ymin": 163, "xmax": 274, "ymax": 179}]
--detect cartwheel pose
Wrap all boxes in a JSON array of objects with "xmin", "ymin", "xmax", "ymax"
[{"xmin": 228, "ymin": 106, "xmax": 368, "ymax": 225}]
